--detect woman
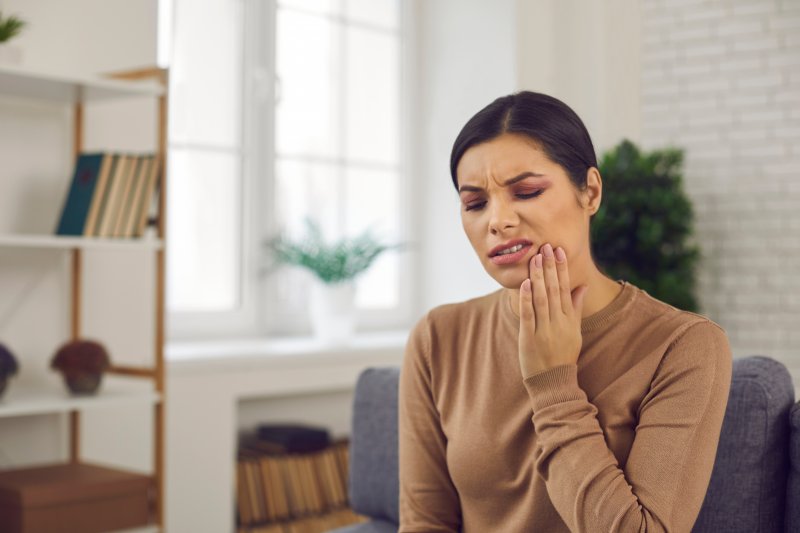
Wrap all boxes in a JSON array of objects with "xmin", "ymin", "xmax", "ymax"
[{"xmin": 398, "ymin": 91, "xmax": 733, "ymax": 533}]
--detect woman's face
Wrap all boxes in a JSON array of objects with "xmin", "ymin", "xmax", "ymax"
[{"xmin": 457, "ymin": 132, "xmax": 597, "ymax": 290}]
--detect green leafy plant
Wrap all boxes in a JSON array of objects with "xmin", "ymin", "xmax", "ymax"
[
  {"xmin": 591, "ymin": 139, "xmax": 701, "ymax": 312},
  {"xmin": 0, "ymin": 11, "xmax": 27, "ymax": 43},
  {"xmin": 263, "ymin": 216, "xmax": 408, "ymax": 284}
]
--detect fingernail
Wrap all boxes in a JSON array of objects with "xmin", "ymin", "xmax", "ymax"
[
  {"xmin": 522, "ymin": 278, "xmax": 531, "ymax": 292},
  {"xmin": 543, "ymin": 243, "xmax": 554, "ymax": 259},
  {"xmin": 534, "ymin": 254, "xmax": 542, "ymax": 269},
  {"xmin": 555, "ymin": 247, "xmax": 566, "ymax": 262}
]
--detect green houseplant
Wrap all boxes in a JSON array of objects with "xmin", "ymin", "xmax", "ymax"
[
  {"xmin": 263, "ymin": 216, "xmax": 407, "ymax": 343},
  {"xmin": 592, "ymin": 139, "xmax": 701, "ymax": 312},
  {"xmin": 264, "ymin": 216, "xmax": 405, "ymax": 284},
  {"xmin": 0, "ymin": 10, "xmax": 27, "ymax": 66},
  {"xmin": 0, "ymin": 11, "xmax": 26, "ymax": 43}
]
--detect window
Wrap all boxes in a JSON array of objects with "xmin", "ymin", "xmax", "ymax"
[{"xmin": 163, "ymin": 0, "xmax": 412, "ymax": 340}]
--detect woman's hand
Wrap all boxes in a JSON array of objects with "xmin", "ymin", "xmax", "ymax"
[{"xmin": 518, "ymin": 243, "xmax": 589, "ymax": 380}]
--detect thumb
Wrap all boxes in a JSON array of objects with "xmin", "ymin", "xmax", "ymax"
[{"xmin": 572, "ymin": 284, "xmax": 589, "ymax": 314}]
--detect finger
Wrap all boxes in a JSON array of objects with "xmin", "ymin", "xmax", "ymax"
[
  {"xmin": 554, "ymin": 246, "xmax": 573, "ymax": 315},
  {"xmin": 519, "ymin": 278, "xmax": 535, "ymax": 331},
  {"xmin": 541, "ymin": 244, "xmax": 562, "ymax": 320},
  {"xmin": 527, "ymin": 254, "xmax": 536, "ymax": 288},
  {"xmin": 531, "ymin": 252, "xmax": 548, "ymax": 328}
]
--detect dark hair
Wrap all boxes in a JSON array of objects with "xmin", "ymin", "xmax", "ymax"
[{"xmin": 450, "ymin": 91, "xmax": 598, "ymax": 197}]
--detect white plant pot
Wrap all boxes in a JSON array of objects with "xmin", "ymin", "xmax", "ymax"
[
  {"xmin": 0, "ymin": 44, "xmax": 23, "ymax": 66},
  {"xmin": 309, "ymin": 279, "xmax": 356, "ymax": 345}
]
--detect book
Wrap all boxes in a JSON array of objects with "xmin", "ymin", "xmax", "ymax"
[
  {"xmin": 97, "ymin": 154, "xmax": 132, "ymax": 237},
  {"xmin": 82, "ymin": 153, "xmax": 116, "ymax": 236},
  {"xmin": 117, "ymin": 155, "xmax": 147, "ymax": 237},
  {"xmin": 257, "ymin": 458, "xmax": 276, "ymax": 522},
  {"xmin": 110, "ymin": 155, "xmax": 141, "ymax": 236},
  {"xmin": 276, "ymin": 455, "xmax": 299, "ymax": 518},
  {"xmin": 319, "ymin": 447, "xmax": 344, "ymax": 507},
  {"xmin": 236, "ymin": 459, "xmax": 253, "ymax": 526},
  {"xmin": 257, "ymin": 424, "xmax": 331, "ymax": 454},
  {"xmin": 133, "ymin": 154, "xmax": 161, "ymax": 237},
  {"xmin": 55, "ymin": 153, "xmax": 107, "ymax": 236}
]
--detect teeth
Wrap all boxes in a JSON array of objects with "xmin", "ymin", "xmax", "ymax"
[{"xmin": 496, "ymin": 243, "xmax": 525, "ymax": 256}]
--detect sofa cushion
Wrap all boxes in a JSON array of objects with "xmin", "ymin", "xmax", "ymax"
[
  {"xmin": 693, "ymin": 356, "xmax": 794, "ymax": 533},
  {"xmin": 348, "ymin": 367, "xmax": 401, "ymax": 525},
  {"xmin": 786, "ymin": 400, "xmax": 800, "ymax": 533}
]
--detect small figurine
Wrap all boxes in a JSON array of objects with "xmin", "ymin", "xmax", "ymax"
[
  {"xmin": 0, "ymin": 342, "xmax": 19, "ymax": 399},
  {"xmin": 51, "ymin": 339, "xmax": 111, "ymax": 395}
]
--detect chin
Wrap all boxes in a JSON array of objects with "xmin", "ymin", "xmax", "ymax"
[{"xmin": 485, "ymin": 265, "xmax": 527, "ymax": 289}]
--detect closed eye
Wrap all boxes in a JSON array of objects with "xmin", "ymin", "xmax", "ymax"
[{"xmin": 465, "ymin": 190, "xmax": 544, "ymax": 212}]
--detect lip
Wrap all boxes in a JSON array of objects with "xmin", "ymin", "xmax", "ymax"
[
  {"xmin": 489, "ymin": 242, "xmax": 534, "ymax": 266},
  {"xmin": 488, "ymin": 239, "xmax": 533, "ymax": 258}
]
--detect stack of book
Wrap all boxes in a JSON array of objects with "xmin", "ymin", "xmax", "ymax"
[
  {"xmin": 236, "ymin": 435, "xmax": 368, "ymax": 533},
  {"xmin": 55, "ymin": 151, "xmax": 161, "ymax": 238}
]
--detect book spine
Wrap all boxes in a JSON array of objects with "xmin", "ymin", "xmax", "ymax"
[
  {"xmin": 55, "ymin": 152, "xmax": 105, "ymax": 236},
  {"xmin": 97, "ymin": 154, "xmax": 129, "ymax": 237},
  {"xmin": 82, "ymin": 153, "xmax": 115, "ymax": 236},
  {"xmin": 112, "ymin": 155, "xmax": 142, "ymax": 237},
  {"xmin": 134, "ymin": 153, "xmax": 161, "ymax": 237}
]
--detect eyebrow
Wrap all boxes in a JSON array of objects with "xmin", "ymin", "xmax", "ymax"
[{"xmin": 458, "ymin": 172, "xmax": 546, "ymax": 193}]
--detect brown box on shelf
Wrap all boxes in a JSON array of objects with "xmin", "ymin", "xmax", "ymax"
[{"xmin": 0, "ymin": 461, "xmax": 154, "ymax": 533}]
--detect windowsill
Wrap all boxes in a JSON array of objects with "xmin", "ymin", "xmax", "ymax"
[{"xmin": 165, "ymin": 330, "xmax": 409, "ymax": 376}]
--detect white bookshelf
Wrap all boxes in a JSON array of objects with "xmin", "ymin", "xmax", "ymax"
[
  {"xmin": 0, "ymin": 63, "xmax": 164, "ymax": 103},
  {"xmin": 0, "ymin": 383, "xmax": 161, "ymax": 419},
  {"xmin": 0, "ymin": 62, "xmax": 169, "ymax": 530},
  {"xmin": 0, "ymin": 233, "xmax": 164, "ymax": 251}
]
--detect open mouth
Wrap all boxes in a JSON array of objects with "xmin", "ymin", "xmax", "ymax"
[{"xmin": 490, "ymin": 243, "xmax": 533, "ymax": 265}]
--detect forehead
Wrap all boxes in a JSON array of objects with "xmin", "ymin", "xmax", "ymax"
[{"xmin": 457, "ymin": 133, "xmax": 554, "ymax": 186}]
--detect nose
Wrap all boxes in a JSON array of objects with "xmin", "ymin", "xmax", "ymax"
[{"xmin": 487, "ymin": 194, "xmax": 518, "ymax": 234}]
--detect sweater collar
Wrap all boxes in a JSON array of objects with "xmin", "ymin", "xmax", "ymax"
[{"xmin": 499, "ymin": 279, "xmax": 636, "ymax": 335}]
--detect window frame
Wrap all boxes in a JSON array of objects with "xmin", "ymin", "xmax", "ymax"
[
  {"xmin": 167, "ymin": 0, "xmax": 418, "ymax": 341},
  {"xmin": 166, "ymin": 0, "xmax": 257, "ymax": 342}
]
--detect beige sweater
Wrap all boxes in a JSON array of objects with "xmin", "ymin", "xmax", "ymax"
[{"xmin": 398, "ymin": 280, "xmax": 733, "ymax": 533}]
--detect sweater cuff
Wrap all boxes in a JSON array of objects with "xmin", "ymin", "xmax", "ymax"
[{"xmin": 522, "ymin": 363, "xmax": 586, "ymax": 411}]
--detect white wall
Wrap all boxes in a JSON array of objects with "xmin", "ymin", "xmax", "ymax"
[
  {"xmin": 0, "ymin": 0, "xmax": 156, "ymax": 75},
  {"xmin": 415, "ymin": 0, "xmax": 519, "ymax": 312},
  {"xmin": 516, "ymin": 0, "xmax": 642, "ymax": 155},
  {"xmin": 639, "ymin": 0, "xmax": 800, "ymax": 386}
]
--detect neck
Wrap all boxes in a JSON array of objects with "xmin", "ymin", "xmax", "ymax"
[{"xmin": 504, "ymin": 262, "xmax": 623, "ymax": 320}]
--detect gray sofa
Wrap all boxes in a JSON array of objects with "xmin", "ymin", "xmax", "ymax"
[{"xmin": 330, "ymin": 355, "xmax": 800, "ymax": 533}]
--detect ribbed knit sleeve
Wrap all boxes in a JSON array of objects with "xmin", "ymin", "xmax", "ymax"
[
  {"xmin": 521, "ymin": 320, "xmax": 733, "ymax": 533},
  {"xmin": 398, "ymin": 313, "xmax": 462, "ymax": 533}
]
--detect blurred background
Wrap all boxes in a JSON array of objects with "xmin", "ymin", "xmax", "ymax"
[{"xmin": 0, "ymin": 0, "xmax": 798, "ymax": 532}]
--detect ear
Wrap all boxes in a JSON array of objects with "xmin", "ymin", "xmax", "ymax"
[{"xmin": 582, "ymin": 167, "xmax": 603, "ymax": 216}]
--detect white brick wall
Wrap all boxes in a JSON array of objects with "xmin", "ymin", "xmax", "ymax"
[{"xmin": 640, "ymin": 0, "xmax": 800, "ymax": 388}]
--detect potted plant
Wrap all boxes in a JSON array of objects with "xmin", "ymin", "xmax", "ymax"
[
  {"xmin": 51, "ymin": 339, "xmax": 111, "ymax": 395},
  {"xmin": 0, "ymin": 10, "xmax": 27, "ymax": 66},
  {"xmin": 592, "ymin": 139, "xmax": 701, "ymax": 311},
  {"xmin": 0, "ymin": 342, "xmax": 19, "ymax": 399},
  {"xmin": 263, "ymin": 216, "xmax": 407, "ymax": 344}
]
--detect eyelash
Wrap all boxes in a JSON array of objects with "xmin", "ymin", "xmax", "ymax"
[{"xmin": 465, "ymin": 190, "xmax": 544, "ymax": 212}]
